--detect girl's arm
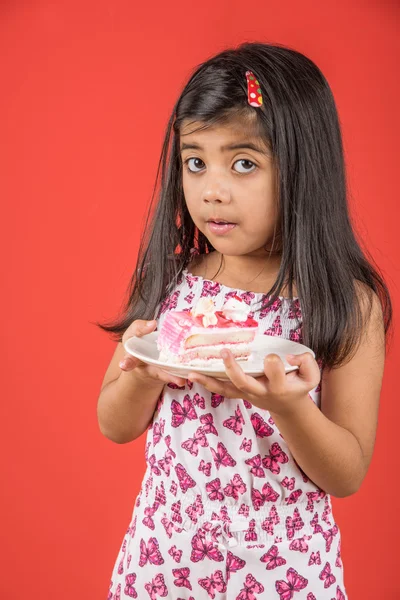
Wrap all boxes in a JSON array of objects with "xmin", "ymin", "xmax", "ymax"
[
  {"xmin": 269, "ymin": 289, "xmax": 385, "ymax": 497},
  {"xmin": 97, "ymin": 342, "xmax": 165, "ymax": 443},
  {"xmin": 190, "ymin": 287, "xmax": 385, "ymax": 497}
]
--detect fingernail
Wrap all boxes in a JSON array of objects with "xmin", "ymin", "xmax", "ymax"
[
  {"xmin": 286, "ymin": 354, "xmax": 295, "ymax": 360},
  {"xmin": 119, "ymin": 359, "xmax": 127, "ymax": 369},
  {"xmin": 146, "ymin": 320, "xmax": 155, "ymax": 328},
  {"xmin": 221, "ymin": 350, "xmax": 229, "ymax": 360}
]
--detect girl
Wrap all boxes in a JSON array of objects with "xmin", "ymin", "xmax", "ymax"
[{"xmin": 97, "ymin": 42, "xmax": 392, "ymax": 599}]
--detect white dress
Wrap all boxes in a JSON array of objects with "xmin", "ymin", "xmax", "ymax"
[{"xmin": 107, "ymin": 269, "xmax": 348, "ymax": 600}]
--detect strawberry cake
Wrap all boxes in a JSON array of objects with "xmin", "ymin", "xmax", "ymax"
[{"xmin": 157, "ymin": 296, "xmax": 258, "ymax": 365}]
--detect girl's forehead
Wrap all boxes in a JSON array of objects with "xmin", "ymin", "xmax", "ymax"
[{"xmin": 179, "ymin": 116, "xmax": 267, "ymax": 151}]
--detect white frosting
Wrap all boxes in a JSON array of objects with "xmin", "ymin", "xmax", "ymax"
[
  {"xmin": 221, "ymin": 297, "xmax": 249, "ymax": 322},
  {"xmin": 192, "ymin": 297, "xmax": 218, "ymax": 327}
]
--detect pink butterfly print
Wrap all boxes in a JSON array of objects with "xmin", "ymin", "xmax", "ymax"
[
  {"xmin": 285, "ymin": 489, "xmax": 303, "ymax": 505},
  {"xmin": 244, "ymin": 518, "xmax": 258, "ymax": 542},
  {"xmin": 240, "ymin": 437, "xmax": 252, "ymax": 452},
  {"xmin": 308, "ymin": 551, "xmax": 321, "ymax": 566},
  {"xmin": 238, "ymin": 503, "xmax": 250, "ymax": 518},
  {"xmin": 168, "ymin": 545, "xmax": 183, "ymax": 563},
  {"xmin": 157, "ymin": 455, "xmax": 172, "ymax": 477},
  {"xmin": 260, "ymin": 544, "xmax": 287, "ymax": 570},
  {"xmin": 142, "ymin": 502, "xmax": 160, "ymax": 530},
  {"xmin": 243, "ymin": 398, "xmax": 252, "ymax": 409},
  {"xmin": 206, "ymin": 477, "xmax": 225, "ymax": 502},
  {"xmin": 171, "ymin": 500, "xmax": 182, "ymax": 524},
  {"xmin": 285, "ymin": 508, "xmax": 304, "ymax": 540},
  {"xmin": 193, "ymin": 393, "xmax": 206, "ymax": 409},
  {"xmin": 144, "ymin": 573, "xmax": 168, "ymax": 599},
  {"xmin": 185, "ymin": 495, "xmax": 204, "ymax": 523},
  {"xmin": 181, "ymin": 427, "xmax": 209, "ymax": 456},
  {"xmin": 124, "ymin": 573, "xmax": 138, "ymax": 598},
  {"xmin": 167, "ymin": 381, "xmax": 185, "ymax": 390},
  {"xmin": 173, "ymin": 567, "xmax": 192, "ymax": 590},
  {"xmin": 223, "ymin": 405, "xmax": 245, "ymax": 435},
  {"xmin": 289, "ymin": 535, "xmax": 312, "ymax": 553},
  {"xmin": 288, "ymin": 298, "xmax": 302, "ymax": 319},
  {"xmin": 154, "ymin": 482, "xmax": 166, "ymax": 505},
  {"xmin": 251, "ymin": 482, "xmax": 279, "ymax": 510},
  {"xmin": 171, "ymin": 395, "xmax": 198, "ymax": 428},
  {"xmin": 262, "ymin": 442, "xmax": 289, "ymax": 474},
  {"xmin": 224, "ymin": 474, "xmax": 247, "ymax": 500},
  {"xmin": 275, "ymin": 568, "xmax": 308, "ymax": 600},
  {"xmin": 281, "ymin": 477, "xmax": 295, "ymax": 491},
  {"xmin": 174, "ymin": 463, "xmax": 196, "ymax": 493},
  {"xmin": 127, "ymin": 515, "xmax": 137, "ymax": 538},
  {"xmin": 322, "ymin": 498, "xmax": 333, "ymax": 525},
  {"xmin": 211, "ymin": 393, "xmax": 225, "ymax": 408},
  {"xmin": 117, "ymin": 559, "xmax": 124, "ymax": 575},
  {"xmin": 127, "ymin": 554, "xmax": 132, "ymax": 568},
  {"xmin": 161, "ymin": 515, "xmax": 174, "ymax": 538},
  {"xmin": 152, "ymin": 419, "xmax": 165, "ymax": 445},
  {"xmin": 148, "ymin": 454, "xmax": 162, "ymax": 476},
  {"xmin": 245, "ymin": 454, "xmax": 265, "ymax": 478},
  {"xmin": 164, "ymin": 434, "xmax": 177, "ymax": 457},
  {"xmin": 211, "ymin": 442, "xmax": 237, "ymax": 469},
  {"xmin": 289, "ymin": 325, "xmax": 303, "ymax": 343},
  {"xmin": 322, "ymin": 524, "xmax": 339, "ymax": 552},
  {"xmin": 264, "ymin": 315, "xmax": 283, "ymax": 337},
  {"xmin": 185, "ymin": 272, "xmax": 199, "ymax": 288},
  {"xmin": 190, "ymin": 533, "xmax": 224, "ymax": 563},
  {"xmin": 261, "ymin": 505, "xmax": 280, "ymax": 535},
  {"xmin": 201, "ymin": 280, "xmax": 221, "ymax": 297},
  {"xmin": 199, "ymin": 569, "xmax": 227, "ymax": 599},
  {"xmin": 237, "ymin": 573, "xmax": 264, "ymax": 600},
  {"xmin": 331, "ymin": 586, "xmax": 346, "ymax": 600},
  {"xmin": 139, "ymin": 538, "xmax": 164, "ymax": 567},
  {"xmin": 226, "ymin": 550, "xmax": 246, "ymax": 580},
  {"xmin": 319, "ymin": 562, "xmax": 336, "ymax": 588},
  {"xmin": 158, "ymin": 290, "xmax": 180, "ymax": 315},
  {"xmin": 251, "ymin": 412, "xmax": 274, "ymax": 437},
  {"xmin": 184, "ymin": 291, "xmax": 195, "ymax": 304},
  {"xmin": 310, "ymin": 513, "xmax": 323, "ymax": 534},
  {"xmin": 170, "ymin": 481, "xmax": 178, "ymax": 496},
  {"xmin": 199, "ymin": 459, "xmax": 212, "ymax": 476},
  {"xmin": 114, "ymin": 583, "xmax": 121, "ymax": 600},
  {"xmin": 200, "ymin": 413, "xmax": 218, "ymax": 435},
  {"xmin": 307, "ymin": 594, "xmax": 316, "ymax": 600},
  {"xmin": 306, "ymin": 491, "xmax": 325, "ymax": 512},
  {"xmin": 335, "ymin": 541, "xmax": 343, "ymax": 568},
  {"xmin": 260, "ymin": 296, "xmax": 282, "ymax": 319}
]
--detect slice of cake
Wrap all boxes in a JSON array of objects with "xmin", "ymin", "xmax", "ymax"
[{"xmin": 157, "ymin": 296, "xmax": 258, "ymax": 365}]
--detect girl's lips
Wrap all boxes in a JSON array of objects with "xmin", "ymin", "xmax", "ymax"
[{"xmin": 207, "ymin": 221, "xmax": 237, "ymax": 235}]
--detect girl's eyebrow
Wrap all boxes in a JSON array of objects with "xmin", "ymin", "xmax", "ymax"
[{"xmin": 180, "ymin": 141, "xmax": 265, "ymax": 154}]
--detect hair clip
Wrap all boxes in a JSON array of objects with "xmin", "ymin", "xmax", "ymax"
[{"xmin": 246, "ymin": 71, "xmax": 263, "ymax": 107}]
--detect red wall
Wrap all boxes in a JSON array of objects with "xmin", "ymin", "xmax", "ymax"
[{"xmin": 1, "ymin": 1, "xmax": 399, "ymax": 598}]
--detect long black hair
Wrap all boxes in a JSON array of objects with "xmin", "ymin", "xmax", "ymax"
[{"xmin": 98, "ymin": 41, "xmax": 393, "ymax": 370}]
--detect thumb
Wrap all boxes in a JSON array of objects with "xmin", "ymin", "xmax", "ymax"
[{"xmin": 286, "ymin": 352, "xmax": 320, "ymax": 384}]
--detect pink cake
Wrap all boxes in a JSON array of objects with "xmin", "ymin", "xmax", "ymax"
[{"xmin": 157, "ymin": 296, "xmax": 258, "ymax": 365}]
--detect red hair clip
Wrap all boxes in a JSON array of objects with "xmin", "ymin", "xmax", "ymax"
[{"xmin": 246, "ymin": 71, "xmax": 263, "ymax": 107}]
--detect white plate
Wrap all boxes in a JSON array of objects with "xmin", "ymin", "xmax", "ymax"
[{"xmin": 123, "ymin": 332, "xmax": 315, "ymax": 381}]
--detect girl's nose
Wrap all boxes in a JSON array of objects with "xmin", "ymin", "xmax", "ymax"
[{"xmin": 202, "ymin": 178, "xmax": 231, "ymax": 204}]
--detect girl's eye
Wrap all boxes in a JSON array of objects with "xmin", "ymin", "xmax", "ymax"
[{"xmin": 184, "ymin": 158, "xmax": 257, "ymax": 174}]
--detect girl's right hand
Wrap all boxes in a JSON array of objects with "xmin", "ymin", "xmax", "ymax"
[{"xmin": 119, "ymin": 320, "xmax": 186, "ymax": 387}]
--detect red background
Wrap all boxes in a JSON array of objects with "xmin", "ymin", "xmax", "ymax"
[{"xmin": 1, "ymin": 1, "xmax": 399, "ymax": 598}]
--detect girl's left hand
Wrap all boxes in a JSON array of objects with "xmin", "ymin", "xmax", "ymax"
[{"xmin": 188, "ymin": 350, "xmax": 321, "ymax": 416}]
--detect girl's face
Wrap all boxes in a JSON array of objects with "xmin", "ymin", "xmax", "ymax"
[{"xmin": 180, "ymin": 117, "xmax": 280, "ymax": 259}]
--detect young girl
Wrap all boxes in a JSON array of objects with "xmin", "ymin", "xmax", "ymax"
[{"xmin": 98, "ymin": 42, "xmax": 392, "ymax": 600}]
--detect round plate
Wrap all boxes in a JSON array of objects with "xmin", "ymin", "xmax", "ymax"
[{"xmin": 123, "ymin": 332, "xmax": 315, "ymax": 381}]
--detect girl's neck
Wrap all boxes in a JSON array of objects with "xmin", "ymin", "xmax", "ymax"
[{"xmin": 189, "ymin": 251, "xmax": 290, "ymax": 295}]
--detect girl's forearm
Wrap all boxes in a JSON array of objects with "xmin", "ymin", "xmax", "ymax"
[
  {"xmin": 97, "ymin": 370, "xmax": 164, "ymax": 444},
  {"xmin": 270, "ymin": 396, "xmax": 365, "ymax": 497}
]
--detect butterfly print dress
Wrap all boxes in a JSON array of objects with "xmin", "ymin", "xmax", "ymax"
[{"xmin": 107, "ymin": 269, "xmax": 348, "ymax": 600}]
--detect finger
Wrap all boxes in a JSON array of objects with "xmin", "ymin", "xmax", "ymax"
[
  {"xmin": 188, "ymin": 372, "xmax": 230, "ymax": 396},
  {"xmin": 263, "ymin": 353, "xmax": 287, "ymax": 393},
  {"xmin": 134, "ymin": 320, "xmax": 157, "ymax": 337},
  {"xmin": 221, "ymin": 350, "xmax": 266, "ymax": 396},
  {"xmin": 119, "ymin": 355, "xmax": 139, "ymax": 371},
  {"xmin": 286, "ymin": 352, "xmax": 320, "ymax": 386}
]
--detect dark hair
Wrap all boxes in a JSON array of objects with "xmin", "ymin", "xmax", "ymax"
[{"xmin": 97, "ymin": 41, "xmax": 393, "ymax": 370}]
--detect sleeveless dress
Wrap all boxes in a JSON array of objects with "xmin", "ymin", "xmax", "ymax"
[{"xmin": 107, "ymin": 269, "xmax": 348, "ymax": 600}]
